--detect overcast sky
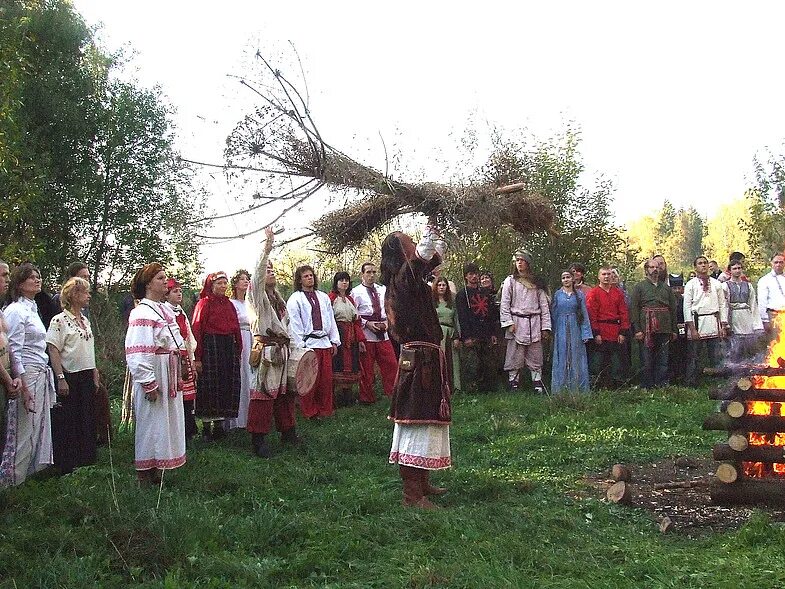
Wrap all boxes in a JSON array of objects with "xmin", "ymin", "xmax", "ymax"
[{"xmin": 74, "ymin": 1, "xmax": 785, "ymax": 272}]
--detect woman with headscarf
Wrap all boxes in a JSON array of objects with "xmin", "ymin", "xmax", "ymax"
[
  {"xmin": 550, "ymin": 270, "xmax": 593, "ymax": 393},
  {"xmin": 384, "ymin": 220, "xmax": 451, "ymax": 509},
  {"xmin": 164, "ymin": 278, "xmax": 198, "ymax": 440},
  {"xmin": 225, "ymin": 269, "xmax": 252, "ymax": 430},
  {"xmin": 0, "ymin": 262, "xmax": 42, "ymax": 487},
  {"xmin": 46, "ymin": 277, "xmax": 99, "ymax": 474},
  {"xmin": 191, "ymin": 271, "xmax": 242, "ymax": 440},
  {"xmin": 125, "ymin": 263, "xmax": 186, "ymax": 484}
]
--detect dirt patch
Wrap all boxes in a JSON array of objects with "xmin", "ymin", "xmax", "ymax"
[{"xmin": 584, "ymin": 456, "xmax": 785, "ymax": 536}]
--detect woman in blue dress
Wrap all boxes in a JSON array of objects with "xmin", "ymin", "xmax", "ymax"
[{"xmin": 551, "ymin": 270, "xmax": 593, "ymax": 393}]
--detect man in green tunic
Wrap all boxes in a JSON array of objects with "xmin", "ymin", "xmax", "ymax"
[{"xmin": 629, "ymin": 259, "xmax": 677, "ymax": 389}]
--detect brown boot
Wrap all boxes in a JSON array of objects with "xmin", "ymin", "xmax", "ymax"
[
  {"xmin": 421, "ymin": 469, "xmax": 447, "ymax": 496},
  {"xmin": 400, "ymin": 466, "xmax": 439, "ymax": 509}
]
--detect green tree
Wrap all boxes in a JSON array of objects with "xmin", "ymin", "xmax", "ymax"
[
  {"xmin": 703, "ymin": 197, "xmax": 752, "ymax": 270},
  {"xmin": 746, "ymin": 149, "xmax": 785, "ymax": 275}
]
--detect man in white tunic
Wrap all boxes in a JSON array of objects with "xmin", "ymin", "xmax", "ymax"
[
  {"xmin": 683, "ymin": 256, "xmax": 729, "ymax": 386},
  {"xmin": 499, "ymin": 251, "xmax": 552, "ymax": 393},
  {"xmin": 757, "ymin": 252, "xmax": 785, "ymax": 335},
  {"xmin": 125, "ymin": 263, "xmax": 186, "ymax": 484}
]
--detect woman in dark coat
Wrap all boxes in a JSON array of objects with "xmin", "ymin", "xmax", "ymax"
[{"xmin": 383, "ymin": 221, "xmax": 451, "ymax": 509}]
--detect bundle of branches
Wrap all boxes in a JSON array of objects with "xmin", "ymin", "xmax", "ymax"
[{"xmin": 206, "ymin": 48, "xmax": 557, "ymax": 249}]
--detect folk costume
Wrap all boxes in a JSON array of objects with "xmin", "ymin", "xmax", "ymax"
[
  {"xmin": 350, "ymin": 281, "xmax": 398, "ymax": 403},
  {"xmin": 287, "ymin": 288, "xmax": 340, "ymax": 419},
  {"xmin": 0, "ymin": 309, "xmax": 11, "ymax": 447},
  {"xmin": 630, "ymin": 277, "xmax": 678, "ymax": 389},
  {"xmin": 726, "ymin": 278, "xmax": 764, "ymax": 361},
  {"xmin": 500, "ymin": 267, "xmax": 552, "ymax": 392},
  {"xmin": 455, "ymin": 284, "xmax": 498, "ymax": 392},
  {"xmin": 164, "ymin": 293, "xmax": 198, "ymax": 439},
  {"xmin": 385, "ymin": 223, "xmax": 450, "ymax": 509},
  {"xmin": 550, "ymin": 289, "xmax": 593, "ymax": 393},
  {"xmin": 246, "ymin": 253, "xmax": 298, "ymax": 457},
  {"xmin": 586, "ymin": 284, "xmax": 631, "ymax": 388},
  {"xmin": 125, "ymin": 296, "xmax": 186, "ymax": 476},
  {"xmin": 329, "ymin": 291, "xmax": 366, "ymax": 406},
  {"xmin": 435, "ymin": 299, "xmax": 461, "ymax": 392},
  {"xmin": 757, "ymin": 270, "xmax": 785, "ymax": 327},
  {"xmin": 192, "ymin": 272, "xmax": 242, "ymax": 432},
  {"xmin": 226, "ymin": 296, "xmax": 252, "ymax": 430},
  {"xmin": 683, "ymin": 275, "xmax": 728, "ymax": 386},
  {"xmin": 0, "ymin": 297, "xmax": 55, "ymax": 487},
  {"xmin": 46, "ymin": 309, "xmax": 98, "ymax": 474}
]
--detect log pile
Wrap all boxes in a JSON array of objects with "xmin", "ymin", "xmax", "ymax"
[{"xmin": 703, "ymin": 375, "xmax": 785, "ymax": 505}]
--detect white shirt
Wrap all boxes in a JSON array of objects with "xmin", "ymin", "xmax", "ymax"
[
  {"xmin": 45, "ymin": 310, "xmax": 96, "ymax": 373},
  {"xmin": 350, "ymin": 282, "xmax": 389, "ymax": 341},
  {"xmin": 757, "ymin": 270, "xmax": 785, "ymax": 323},
  {"xmin": 286, "ymin": 290, "xmax": 340, "ymax": 350},
  {"xmin": 4, "ymin": 297, "xmax": 49, "ymax": 375},
  {"xmin": 683, "ymin": 276, "xmax": 728, "ymax": 337}
]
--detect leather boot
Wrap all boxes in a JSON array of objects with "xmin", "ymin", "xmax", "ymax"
[
  {"xmin": 400, "ymin": 466, "xmax": 438, "ymax": 509},
  {"xmin": 421, "ymin": 469, "xmax": 447, "ymax": 496},
  {"xmin": 280, "ymin": 427, "xmax": 302, "ymax": 446},
  {"xmin": 252, "ymin": 433, "xmax": 271, "ymax": 458}
]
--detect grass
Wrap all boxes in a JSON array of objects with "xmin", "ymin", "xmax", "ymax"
[{"xmin": 3, "ymin": 386, "xmax": 785, "ymax": 588}]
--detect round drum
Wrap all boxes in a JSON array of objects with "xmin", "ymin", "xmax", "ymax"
[{"xmin": 287, "ymin": 347, "xmax": 318, "ymax": 397}]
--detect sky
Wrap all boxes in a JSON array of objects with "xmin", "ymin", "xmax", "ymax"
[{"xmin": 73, "ymin": 1, "xmax": 785, "ymax": 273}]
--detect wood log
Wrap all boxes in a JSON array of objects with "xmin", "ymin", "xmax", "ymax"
[
  {"xmin": 704, "ymin": 366, "xmax": 785, "ymax": 377},
  {"xmin": 713, "ymin": 443, "xmax": 785, "ymax": 463},
  {"xmin": 703, "ymin": 413, "xmax": 785, "ymax": 433},
  {"xmin": 659, "ymin": 516, "xmax": 674, "ymax": 533},
  {"xmin": 652, "ymin": 480, "xmax": 709, "ymax": 490},
  {"xmin": 727, "ymin": 432, "xmax": 749, "ymax": 451},
  {"xmin": 611, "ymin": 464, "xmax": 631, "ymax": 482},
  {"xmin": 606, "ymin": 481, "xmax": 632, "ymax": 505},
  {"xmin": 725, "ymin": 400, "xmax": 746, "ymax": 418},
  {"xmin": 716, "ymin": 462, "xmax": 739, "ymax": 483},
  {"xmin": 711, "ymin": 479, "xmax": 785, "ymax": 505},
  {"xmin": 710, "ymin": 388, "xmax": 785, "ymax": 401}
]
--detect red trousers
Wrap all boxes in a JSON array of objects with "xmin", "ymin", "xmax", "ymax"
[
  {"xmin": 299, "ymin": 348, "xmax": 334, "ymax": 418},
  {"xmin": 359, "ymin": 339, "xmax": 398, "ymax": 403},
  {"xmin": 247, "ymin": 396, "xmax": 296, "ymax": 434}
]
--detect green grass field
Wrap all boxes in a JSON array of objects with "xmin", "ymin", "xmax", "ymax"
[{"xmin": 3, "ymin": 387, "xmax": 785, "ymax": 588}]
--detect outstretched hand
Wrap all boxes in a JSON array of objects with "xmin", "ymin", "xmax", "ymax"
[{"xmin": 263, "ymin": 226, "xmax": 275, "ymax": 255}]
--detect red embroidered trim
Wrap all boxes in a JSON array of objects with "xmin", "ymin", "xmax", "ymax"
[
  {"xmin": 389, "ymin": 451, "xmax": 451, "ymax": 469},
  {"xmin": 129, "ymin": 318, "xmax": 162, "ymax": 327},
  {"xmin": 141, "ymin": 381, "xmax": 158, "ymax": 393},
  {"xmin": 249, "ymin": 385, "xmax": 287, "ymax": 401},
  {"xmin": 125, "ymin": 345, "xmax": 158, "ymax": 354},
  {"xmin": 135, "ymin": 454, "xmax": 186, "ymax": 470}
]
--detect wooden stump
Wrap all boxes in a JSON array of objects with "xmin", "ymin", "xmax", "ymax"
[
  {"xmin": 611, "ymin": 464, "xmax": 631, "ymax": 482},
  {"xmin": 606, "ymin": 481, "xmax": 632, "ymax": 505}
]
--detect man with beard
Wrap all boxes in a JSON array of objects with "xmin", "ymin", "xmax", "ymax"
[
  {"xmin": 630, "ymin": 259, "xmax": 678, "ymax": 389},
  {"xmin": 652, "ymin": 254, "xmax": 670, "ymax": 286},
  {"xmin": 456, "ymin": 262, "xmax": 498, "ymax": 392}
]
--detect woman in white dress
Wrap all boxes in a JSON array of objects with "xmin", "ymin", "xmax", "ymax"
[
  {"xmin": 226, "ymin": 269, "xmax": 252, "ymax": 430},
  {"xmin": 125, "ymin": 263, "xmax": 186, "ymax": 485},
  {"xmin": 1, "ymin": 263, "xmax": 55, "ymax": 487}
]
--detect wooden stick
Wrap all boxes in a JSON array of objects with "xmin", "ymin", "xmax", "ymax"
[{"xmin": 652, "ymin": 480, "xmax": 710, "ymax": 490}]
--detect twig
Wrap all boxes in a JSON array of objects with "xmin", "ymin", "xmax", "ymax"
[
  {"xmin": 653, "ymin": 480, "xmax": 710, "ymax": 491},
  {"xmin": 106, "ymin": 424, "xmax": 120, "ymax": 513},
  {"xmin": 156, "ymin": 469, "xmax": 165, "ymax": 512}
]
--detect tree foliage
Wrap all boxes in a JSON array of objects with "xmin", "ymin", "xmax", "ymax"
[
  {"xmin": 745, "ymin": 149, "xmax": 785, "ymax": 274},
  {"xmin": 0, "ymin": 0, "xmax": 204, "ymax": 287}
]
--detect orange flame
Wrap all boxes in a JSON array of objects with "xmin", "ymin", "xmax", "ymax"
[
  {"xmin": 749, "ymin": 432, "xmax": 769, "ymax": 446},
  {"xmin": 743, "ymin": 461, "xmax": 765, "ymax": 477},
  {"xmin": 747, "ymin": 401, "xmax": 774, "ymax": 416}
]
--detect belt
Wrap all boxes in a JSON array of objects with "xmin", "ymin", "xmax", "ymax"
[{"xmin": 597, "ymin": 318, "xmax": 621, "ymax": 325}]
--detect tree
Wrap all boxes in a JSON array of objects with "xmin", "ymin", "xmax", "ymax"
[
  {"xmin": 703, "ymin": 197, "xmax": 752, "ymax": 270},
  {"xmin": 746, "ymin": 148, "xmax": 785, "ymax": 276}
]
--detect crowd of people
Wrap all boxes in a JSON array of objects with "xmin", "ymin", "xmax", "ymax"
[{"xmin": 1, "ymin": 236, "xmax": 783, "ymax": 507}]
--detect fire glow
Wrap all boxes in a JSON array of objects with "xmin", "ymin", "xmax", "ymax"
[{"xmin": 743, "ymin": 461, "xmax": 785, "ymax": 478}]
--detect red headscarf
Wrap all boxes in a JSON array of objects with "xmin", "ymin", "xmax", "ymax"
[{"xmin": 191, "ymin": 271, "xmax": 241, "ymax": 360}]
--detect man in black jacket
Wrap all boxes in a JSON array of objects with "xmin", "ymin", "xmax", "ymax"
[{"xmin": 456, "ymin": 262, "xmax": 498, "ymax": 392}]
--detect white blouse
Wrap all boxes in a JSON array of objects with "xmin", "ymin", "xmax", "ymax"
[
  {"xmin": 46, "ymin": 310, "xmax": 96, "ymax": 373},
  {"xmin": 4, "ymin": 297, "xmax": 48, "ymax": 375}
]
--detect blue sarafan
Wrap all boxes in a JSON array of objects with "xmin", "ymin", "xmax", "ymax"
[{"xmin": 551, "ymin": 289, "xmax": 593, "ymax": 393}]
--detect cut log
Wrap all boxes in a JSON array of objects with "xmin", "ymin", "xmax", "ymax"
[
  {"xmin": 716, "ymin": 462, "xmax": 739, "ymax": 483},
  {"xmin": 703, "ymin": 413, "xmax": 785, "ymax": 433},
  {"xmin": 652, "ymin": 480, "xmax": 709, "ymax": 490},
  {"xmin": 737, "ymin": 377, "xmax": 753, "ymax": 391},
  {"xmin": 711, "ymin": 479, "xmax": 785, "ymax": 505},
  {"xmin": 725, "ymin": 400, "xmax": 746, "ymax": 418},
  {"xmin": 659, "ymin": 516, "xmax": 674, "ymax": 533},
  {"xmin": 704, "ymin": 366, "xmax": 785, "ymax": 378},
  {"xmin": 727, "ymin": 432, "xmax": 749, "ymax": 451},
  {"xmin": 713, "ymin": 443, "xmax": 785, "ymax": 463},
  {"xmin": 611, "ymin": 464, "xmax": 631, "ymax": 482},
  {"xmin": 606, "ymin": 481, "xmax": 632, "ymax": 505},
  {"xmin": 710, "ymin": 388, "xmax": 785, "ymax": 402}
]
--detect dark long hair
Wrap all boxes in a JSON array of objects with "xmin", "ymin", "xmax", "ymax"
[
  {"xmin": 293, "ymin": 265, "xmax": 316, "ymax": 292},
  {"xmin": 331, "ymin": 271, "xmax": 352, "ymax": 295},
  {"xmin": 9, "ymin": 262, "xmax": 40, "ymax": 301},
  {"xmin": 432, "ymin": 277, "xmax": 453, "ymax": 308},
  {"xmin": 380, "ymin": 233, "xmax": 406, "ymax": 287}
]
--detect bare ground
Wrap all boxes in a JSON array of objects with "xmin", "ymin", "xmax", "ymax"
[{"xmin": 583, "ymin": 456, "xmax": 785, "ymax": 536}]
